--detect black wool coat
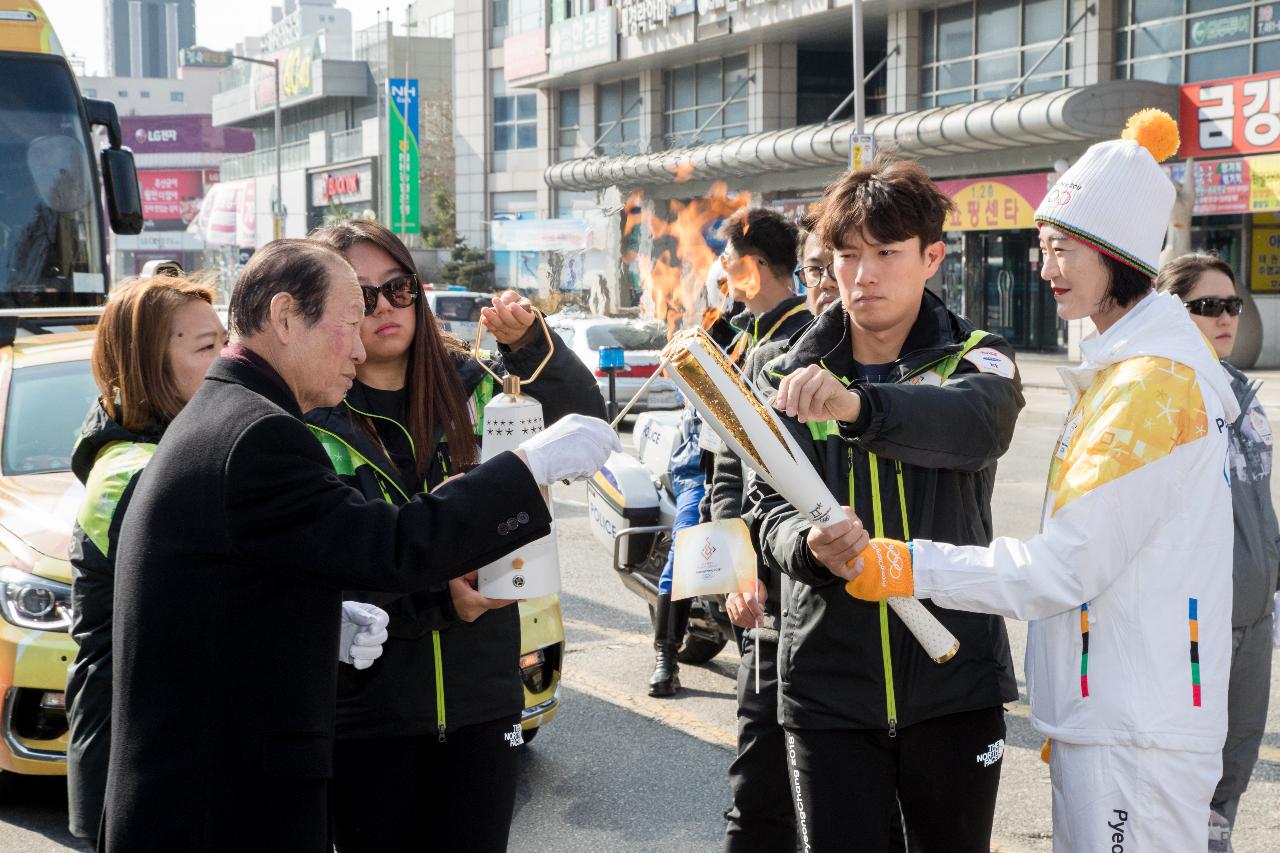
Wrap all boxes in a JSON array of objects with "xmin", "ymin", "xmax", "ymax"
[{"xmin": 100, "ymin": 355, "xmax": 551, "ymax": 853}]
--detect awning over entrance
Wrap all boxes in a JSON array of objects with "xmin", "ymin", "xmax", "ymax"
[{"xmin": 544, "ymin": 80, "xmax": 1179, "ymax": 192}]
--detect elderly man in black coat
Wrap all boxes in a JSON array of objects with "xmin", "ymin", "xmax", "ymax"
[{"xmin": 99, "ymin": 239, "xmax": 618, "ymax": 853}]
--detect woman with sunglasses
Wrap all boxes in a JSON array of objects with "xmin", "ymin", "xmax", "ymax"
[
  {"xmin": 1157, "ymin": 252, "xmax": 1278, "ymax": 844},
  {"xmin": 306, "ymin": 221, "xmax": 603, "ymax": 853}
]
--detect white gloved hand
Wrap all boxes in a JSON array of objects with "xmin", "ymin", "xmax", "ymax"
[
  {"xmin": 1273, "ymin": 592, "xmax": 1280, "ymax": 649},
  {"xmin": 339, "ymin": 601, "xmax": 390, "ymax": 670},
  {"xmin": 518, "ymin": 413, "xmax": 621, "ymax": 485}
]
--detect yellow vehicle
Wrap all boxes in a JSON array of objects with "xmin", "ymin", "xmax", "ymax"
[{"xmin": 0, "ymin": 324, "xmax": 98, "ymax": 784}]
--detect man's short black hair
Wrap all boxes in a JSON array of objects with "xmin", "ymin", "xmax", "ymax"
[
  {"xmin": 814, "ymin": 155, "xmax": 955, "ymax": 251},
  {"xmin": 718, "ymin": 207, "xmax": 801, "ymax": 279},
  {"xmin": 229, "ymin": 239, "xmax": 350, "ymax": 338}
]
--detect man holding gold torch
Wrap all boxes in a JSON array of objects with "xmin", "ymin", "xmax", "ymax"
[
  {"xmin": 828, "ymin": 113, "xmax": 1238, "ymax": 850},
  {"xmin": 748, "ymin": 157, "xmax": 1023, "ymax": 851}
]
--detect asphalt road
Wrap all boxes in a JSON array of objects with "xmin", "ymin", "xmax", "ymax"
[{"xmin": 1, "ymin": 385, "xmax": 1277, "ymax": 851}]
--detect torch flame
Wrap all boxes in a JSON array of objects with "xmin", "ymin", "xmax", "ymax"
[{"xmin": 626, "ymin": 182, "xmax": 751, "ymax": 336}]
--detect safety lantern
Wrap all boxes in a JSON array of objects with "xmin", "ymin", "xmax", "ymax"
[{"xmin": 472, "ymin": 314, "xmax": 560, "ymax": 599}]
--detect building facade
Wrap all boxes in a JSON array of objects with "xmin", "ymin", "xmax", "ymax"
[
  {"xmin": 458, "ymin": 0, "xmax": 1280, "ymax": 365},
  {"xmin": 207, "ymin": 19, "xmax": 453, "ymax": 275},
  {"xmin": 104, "ymin": 0, "xmax": 196, "ymax": 79}
]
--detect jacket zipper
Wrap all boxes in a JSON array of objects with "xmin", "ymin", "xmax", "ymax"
[
  {"xmin": 866, "ymin": 452, "xmax": 899, "ymax": 737},
  {"xmin": 433, "ymin": 629, "xmax": 447, "ymax": 742}
]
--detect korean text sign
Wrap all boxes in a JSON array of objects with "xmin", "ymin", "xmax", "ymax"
[
  {"xmin": 388, "ymin": 78, "xmax": 420, "ymax": 235},
  {"xmin": 1180, "ymin": 72, "xmax": 1280, "ymax": 157}
]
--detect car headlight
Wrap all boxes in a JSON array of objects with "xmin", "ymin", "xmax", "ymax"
[{"xmin": 0, "ymin": 567, "xmax": 73, "ymax": 631}]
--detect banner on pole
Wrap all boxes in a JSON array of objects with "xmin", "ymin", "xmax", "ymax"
[{"xmin": 388, "ymin": 78, "xmax": 420, "ymax": 235}]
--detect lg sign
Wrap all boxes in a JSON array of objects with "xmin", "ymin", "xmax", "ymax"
[{"xmin": 134, "ymin": 128, "xmax": 179, "ymax": 145}]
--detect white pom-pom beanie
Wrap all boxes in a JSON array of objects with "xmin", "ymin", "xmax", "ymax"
[{"xmin": 1034, "ymin": 112, "xmax": 1179, "ymax": 278}]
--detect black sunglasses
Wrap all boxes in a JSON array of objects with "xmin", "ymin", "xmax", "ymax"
[
  {"xmin": 361, "ymin": 273, "xmax": 420, "ymax": 316},
  {"xmin": 1184, "ymin": 296, "xmax": 1243, "ymax": 318}
]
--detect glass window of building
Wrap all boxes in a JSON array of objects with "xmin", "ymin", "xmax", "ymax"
[
  {"xmin": 494, "ymin": 73, "xmax": 538, "ymax": 152},
  {"xmin": 1116, "ymin": 0, "xmax": 1280, "ymax": 82},
  {"xmin": 559, "ymin": 88, "xmax": 581, "ymax": 159},
  {"xmin": 597, "ymin": 78, "xmax": 642, "ymax": 155},
  {"xmin": 663, "ymin": 54, "xmax": 749, "ymax": 148},
  {"xmin": 491, "ymin": 0, "xmax": 508, "ymax": 47},
  {"xmin": 796, "ymin": 48, "xmax": 886, "ymax": 123},
  {"xmin": 920, "ymin": 0, "xmax": 1069, "ymax": 107},
  {"xmin": 552, "ymin": 0, "xmax": 592, "ymax": 23},
  {"xmin": 170, "ymin": 91, "xmax": 184, "ymax": 102}
]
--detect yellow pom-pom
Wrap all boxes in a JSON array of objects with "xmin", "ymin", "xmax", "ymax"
[{"xmin": 1120, "ymin": 108, "xmax": 1180, "ymax": 163}]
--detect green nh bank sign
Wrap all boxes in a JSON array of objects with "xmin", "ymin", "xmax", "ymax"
[{"xmin": 388, "ymin": 78, "xmax": 420, "ymax": 235}]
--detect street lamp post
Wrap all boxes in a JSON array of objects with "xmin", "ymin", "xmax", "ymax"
[
  {"xmin": 852, "ymin": 0, "xmax": 865, "ymax": 135},
  {"xmin": 232, "ymin": 54, "xmax": 284, "ymax": 240}
]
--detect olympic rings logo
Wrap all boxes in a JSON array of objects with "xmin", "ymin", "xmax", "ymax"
[{"xmin": 1045, "ymin": 188, "xmax": 1073, "ymax": 207}]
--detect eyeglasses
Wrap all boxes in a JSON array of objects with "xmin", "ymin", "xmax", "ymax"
[
  {"xmin": 793, "ymin": 264, "xmax": 836, "ymax": 289},
  {"xmin": 361, "ymin": 273, "xmax": 420, "ymax": 316},
  {"xmin": 1183, "ymin": 296, "xmax": 1243, "ymax": 318}
]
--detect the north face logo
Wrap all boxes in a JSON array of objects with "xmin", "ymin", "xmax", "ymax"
[
  {"xmin": 504, "ymin": 724, "xmax": 525, "ymax": 748},
  {"xmin": 975, "ymin": 739, "xmax": 1004, "ymax": 767}
]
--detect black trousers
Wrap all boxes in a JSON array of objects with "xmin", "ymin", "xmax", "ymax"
[
  {"xmin": 724, "ymin": 634, "xmax": 797, "ymax": 853},
  {"xmin": 331, "ymin": 713, "xmax": 523, "ymax": 853},
  {"xmin": 784, "ymin": 706, "xmax": 1005, "ymax": 853}
]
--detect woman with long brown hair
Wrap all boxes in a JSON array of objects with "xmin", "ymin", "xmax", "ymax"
[
  {"xmin": 67, "ymin": 275, "xmax": 226, "ymax": 844},
  {"xmin": 306, "ymin": 220, "xmax": 603, "ymax": 853}
]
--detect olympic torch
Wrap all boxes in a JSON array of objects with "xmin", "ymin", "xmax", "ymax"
[{"xmin": 659, "ymin": 326, "xmax": 959, "ymax": 664}]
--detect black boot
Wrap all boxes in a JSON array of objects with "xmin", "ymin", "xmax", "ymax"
[{"xmin": 649, "ymin": 594, "xmax": 681, "ymax": 697}]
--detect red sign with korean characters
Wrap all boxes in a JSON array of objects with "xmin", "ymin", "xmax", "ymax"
[
  {"xmin": 1180, "ymin": 72, "xmax": 1280, "ymax": 157},
  {"xmin": 138, "ymin": 169, "xmax": 205, "ymax": 231},
  {"xmin": 935, "ymin": 173, "xmax": 1053, "ymax": 232}
]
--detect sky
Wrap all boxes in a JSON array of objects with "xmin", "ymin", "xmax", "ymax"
[{"xmin": 41, "ymin": 0, "xmax": 416, "ymax": 76}]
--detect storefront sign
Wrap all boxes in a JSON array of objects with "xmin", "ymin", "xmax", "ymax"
[
  {"xmin": 1250, "ymin": 227, "xmax": 1280, "ymax": 291},
  {"xmin": 503, "ymin": 29, "xmax": 548, "ymax": 81},
  {"xmin": 1258, "ymin": 2, "xmax": 1280, "ymax": 38},
  {"xmin": 1250, "ymin": 153, "xmax": 1280, "ymax": 210},
  {"xmin": 310, "ymin": 164, "xmax": 374, "ymax": 206},
  {"xmin": 121, "ymin": 114, "xmax": 255, "ymax": 155},
  {"xmin": 936, "ymin": 173, "xmax": 1052, "ymax": 231},
  {"xmin": 1189, "ymin": 9, "xmax": 1251, "ymax": 49},
  {"xmin": 618, "ymin": 0, "xmax": 669, "ymax": 36},
  {"xmin": 549, "ymin": 8, "xmax": 617, "ymax": 74},
  {"xmin": 1164, "ymin": 159, "xmax": 1252, "ymax": 215},
  {"xmin": 489, "ymin": 218, "xmax": 593, "ymax": 251},
  {"xmin": 138, "ymin": 170, "xmax": 205, "ymax": 231},
  {"xmin": 251, "ymin": 32, "xmax": 323, "ymax": 111},
  {"xmin": 1179, "ymin": 72, "xmax": 1280, "ymax": 157},
  {"xmin": 388, "ymin": 78, "xmax": 420, "ymax": 235}
]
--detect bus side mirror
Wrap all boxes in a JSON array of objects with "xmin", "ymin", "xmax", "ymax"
[{"xmin": 101, "ymin": 147, "xmax": 143, "ymax": 235}]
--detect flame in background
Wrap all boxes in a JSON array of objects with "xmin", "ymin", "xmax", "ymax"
[{"xmin": 624, "ymin": 181, "xmax": 751, "ymax": 335}]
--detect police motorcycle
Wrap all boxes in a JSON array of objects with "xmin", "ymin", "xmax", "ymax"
[{"xmin": 586, "ymin": 409, "xmax": 732, "ymax": 663}]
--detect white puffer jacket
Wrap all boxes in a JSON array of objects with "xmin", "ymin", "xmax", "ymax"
[{"xmin": 913, "ymin": 291, "xmax": 1239, "ymax": 753}]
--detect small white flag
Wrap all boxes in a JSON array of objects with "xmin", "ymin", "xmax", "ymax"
[{"xmin": 671, "ymin": 518, "xmax": 756, "ymax": 602}]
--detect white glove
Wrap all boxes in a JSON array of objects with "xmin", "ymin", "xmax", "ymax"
[
  {"xmin": 518, "ymin": 413, "xmax": 621, "ymax": 485},
  {"xmin": 339, "ymin": 601, "xmax": 390, "ymax": 670},
  {"xmin": 1273, "ymin": 592, "xmax": 1280, "ymax": 649}
]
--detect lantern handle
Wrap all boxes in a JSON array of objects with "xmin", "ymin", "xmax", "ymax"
[{"xmin": 472, "ymin": 300, "xmax": 556, "ymax": 394}]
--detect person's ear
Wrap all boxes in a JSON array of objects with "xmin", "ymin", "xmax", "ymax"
[
  {"xmin": 267, "ymin": 292, "xmax": 295, "ymax": 345},
  {"xmin": 923, "ymin": 241, "xmax": 946, "ymax": 277}
]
